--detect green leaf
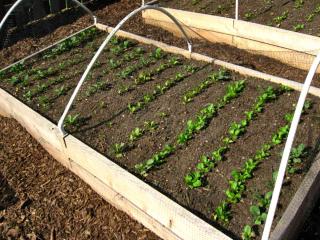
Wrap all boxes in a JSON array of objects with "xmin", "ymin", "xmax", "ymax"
[{"xmin": 250, "ymin": 205, "xmax": 260, "ymax": 218}]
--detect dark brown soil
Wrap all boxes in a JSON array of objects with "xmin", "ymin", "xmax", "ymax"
[
  {"xmin": 1, "ymin": 0, "xmax": 320, "ymax": 88},
  {"xmin": 1, "ymin": 30, "xmax": 320, "ymax": 239},
  {"xmin": 0, "ymin": 116, "xmax": 160, "ymax": 240},
  {"xmin": 299, "ymin": 197, "xmax": 320, "ymax": 240},
  {"xmin": 159, "ymin": 0, "xmax": 320, "ymax": 36}
]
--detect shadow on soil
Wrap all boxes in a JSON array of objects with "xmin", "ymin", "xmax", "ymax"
[
  {"xmin": 1, "ymin": 0, "xmax": 119, "ymax": 49},
  {"xmin": 0, "ymin": 172, "xmax": 18, "ymax": 211}
]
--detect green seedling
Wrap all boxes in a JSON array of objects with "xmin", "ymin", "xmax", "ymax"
[
  {"xmin": 168, "ymin": 57, "xmax": 181, "ymax": 66},
  {"xmin": 192, "ymin": 0, "xmax": 200, "ymax": 5},
  {"xmin": 185, "ymin": 171, "xmax": 202, "ymax": 189},
  {"xmin": 117, "ymin": 84, "xmax": 131, "ymax": 95},
  {"xmin": 294, "ymin": 0, "xmax": 304, "ymax": 8},
  {"xmin": 135, "ymin": 144, "xmax": 175, "ymax": 176},
  {"xmin": 36, "ymin": 83, "xmax": 48, "ymax": 94},
  {"xmin": 242, "ymin": 225, "xmax": 255, "ymax": 240},
  {"xmin": 54, "ymin": 85, "xmax": 67, "ymax": 97},
  {"xmin": 21, "ymin": 75, "xmax": 30, "ymax": 86},
  {"xmin": 129, "ymin": 127, "xmax": 144, "ymax": 142},
  {"xmin": 65, "ymin": 114, "xmax": 80, "ymax": 127},
  {"xmin": 144, "ymin": 121, "xmax": 158, "ymax": 131},
  {"xmin": 23, "ymin": 90, "xmax": 33, "ymax": 101},
  {"xmin": 212, "ymin": 147, "xmax": 228, "ymax": 161},
  {"xmin": 273, "ymin": 11, "xmax": 288, "ymax": 25},
  {"xmin": 135, "ymin": 72, "xmax": 152, "ymax": 85},
  {"xmin": 293, "ymin": 23, "xmax": 305, "ymax": 32},
  {"xmin": 152, "ymin": 48, "xmax": 164, "ymax": 59},
  {"xmin": 287, "ymin": 144, "xmax": 307, "ymax": 174},
  {"xmin": 306, "ymin": 13, "xmax": 315, "ymax": 22},
  {"xmin": 8, "ymin": 76, "xmax": 21, "ymax": 85},
  {"xmin": 38, "ymin": 96, "xmax": 50, "ymax": 109},
  {"xmin": 250, "ymin": 205, "xmax": 267, "ymax": 225},
  {"xmin": 128, "ymin": 102, "xmax": 143, "ymax": 113},
  {"xmin": 158, "ymin": 112, "xmax": 168, "ymax": 118},
  {"xmin": 244, "ymin": 12, "xmax": 255, "ymax": 21},
  {"xmin": 213, "ymin": 202, "xmax": 230, "ymax": 224},
  {"xmin": 109, "ymin": 59, "xmax": 121, "ymax": 69},
  {"xmin": 112, "ymin": 143, "xmax": 126, "ymax": 158},
  {"xmin": 184, "ymin": 65, "xmax": 198, "ymax": 73},
  {"xmin": 9, "ymin": 62, "xmax": 25, "ymax": 73}
]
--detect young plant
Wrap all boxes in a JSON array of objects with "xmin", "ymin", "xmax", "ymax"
[
  {"xmin": 250, "ymin": 205, "xmax": 267, "ymax": 225},
  {"xmin": 273, "ymin": 10, "xmax": 289, "ymax": 26},
  {"xmin": 54, "ymin": 85, "xmax": 67, "ymax": 97},
  {"xmin": 8, "ymin": 76, "xmax": 21, "ymax": 85},
  {"xmin": 65, "ymin": 114, "xmax": 80, "ymax": 127},
  {"xmin": 293, "ymin": 23, "xmax": 305, "ymax": 32},
  {"xmin": 242, "ymin": 225, "xmax": 255, "ymax": 240},
  {"xmin": 129, "ymin": 127, "xmax": 144, "ymax": 142},
  {"xmin": 294, "ymin": 0, "xmax": 304, "ymax": 9},
  {"xmin": 287, "ymin": 144, "xmax": 307, "ymax": 174},
  {"xmin": 244, "ymin": 12, "xmax": 255, "ymax": 21},
  {"xmin": 144, "ymin": 121, "xmax": 158, "ymax": 131},
  {"xmin": 213, "ymin": 202, "xmax": 231, "ymax": 224},
  {"xmin": 185, "ymin": 171, "xmax": 202, "ymax": 189},
  {"xmin": 182, "ymin": 69, "xmax": 231, "ymax": 103},
  {"xmin": 38, "ymin": 96, "xmax": 50, "ymax": 109},
  {"xmin": 135, "ymin": 144, "xmax": 175, "ymax": 176},
  {"xmin": 117, "ymin": 84, "xmax": 131, "ymax": 95},
  {"xmin": 112, "ymin": 143, "xmax": 126, "ymax": 158},
  {"xmin": 152, "ymin": 48, "xmax": 164, "ymax": 59}
]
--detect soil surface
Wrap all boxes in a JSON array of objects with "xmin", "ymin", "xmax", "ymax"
[
  {"xmin": 159, "ymin": 0, "xmax": 320, "ymax": 36},
  {"xmin": 1, "ymin": 0, "xmax": 320, "ymax": 88},
  {"xmin": 1, "ymin": 29, "xmax": 320, "ymax": 238},
  {"xmin": 0, "ymin": 0, "xmax": 320, "ymax": 239},
  {"xmin": 0, "ymin": 116, "xmax": 160, "ymax": 240}
]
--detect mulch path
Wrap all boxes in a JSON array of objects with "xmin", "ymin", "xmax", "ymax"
[{"xmin": 0, "ymin": 116, "xmax": 160, "ymax": 240}]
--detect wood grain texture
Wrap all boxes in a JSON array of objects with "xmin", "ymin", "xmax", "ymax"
[{"xmin": 142, "ymin": 8, "xmax": 320, "ymax": 72}]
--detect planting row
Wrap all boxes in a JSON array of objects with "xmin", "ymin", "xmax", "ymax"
[{"xmin": 0, "ymin": 27, "xmax": 319, "ymax": 239}]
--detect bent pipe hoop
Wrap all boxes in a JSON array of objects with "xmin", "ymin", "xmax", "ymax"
[
  {"xmin": 262, "ymin": 53, "xmax": 320, "ymax": 240},
  {"xmin": 0, "ymin": 0, "xmax": 97, "ymax": 33},
  {"xmin": 57, "ymin": 5, "xmax": 193, "ymax": 135}
]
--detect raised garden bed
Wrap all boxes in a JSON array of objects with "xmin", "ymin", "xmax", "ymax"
[
  {"xmin": 0, "ymin": 23, "xmax": 320, "ymax": 240},
  {"xmin": 158, "ymin": 0, "xmax": 320, "ymax": 36},
  {"xmin": 142, "ymin": 7, "xmax": 320, "ymax": 74}
]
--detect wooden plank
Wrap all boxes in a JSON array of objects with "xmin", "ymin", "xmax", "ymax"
[
  {"xmin": 65, "ymin": 136, "xmax": 230, "ymax": 240},
  {"xmin": 95, "ymin": 23, "xmax": 320, "ymax": 97},
  {"xmin": 0, "ymin": 87, "xmax": 231, "ymax": 240},
  {"xmin": 270, "ymin": 153, "xmax": 320, "ymax": 240},
  {"xmin": 142, "ymin": 8, "xmax": 320, "ymax": 73}
]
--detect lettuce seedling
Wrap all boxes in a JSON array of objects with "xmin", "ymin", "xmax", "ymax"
[
  {"xmin": 287, "ymin": 144, "xmax": 307, "ymax": 174},
  {"xmin": 212, "ymin": 146, "xmax": 228, "ymax": 161},
  {"xmin": 129, "ymin": 127, "xmax": 144, "ymax": 142},
  {"xmin": 250, "ymin": 205, "xmax": 267, "ymax": 225},
  {"xmin": 213, "ymin": 202, "xmax": 231, "ymax": 224},
  {"xmin": 54, "ymin": 85, "xmax": 67, "ymax": 97},
  {"xmin": 112, "ymin": 143, "xmax": 126, "ymax": 158},
  {"xmin": 65, "ymin": 114, "xmax": 80, "ymax": 127},
  {"xmin": 185, "ymin": 171, "xmax": 202, "ymax": 189},
  {"xmin": 242, "ymin": 225, "xmax": 255, "ymax": 240},
  {"xmin": 144, "ymin": 121, "xmax": 158, "ymax": 131}
]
